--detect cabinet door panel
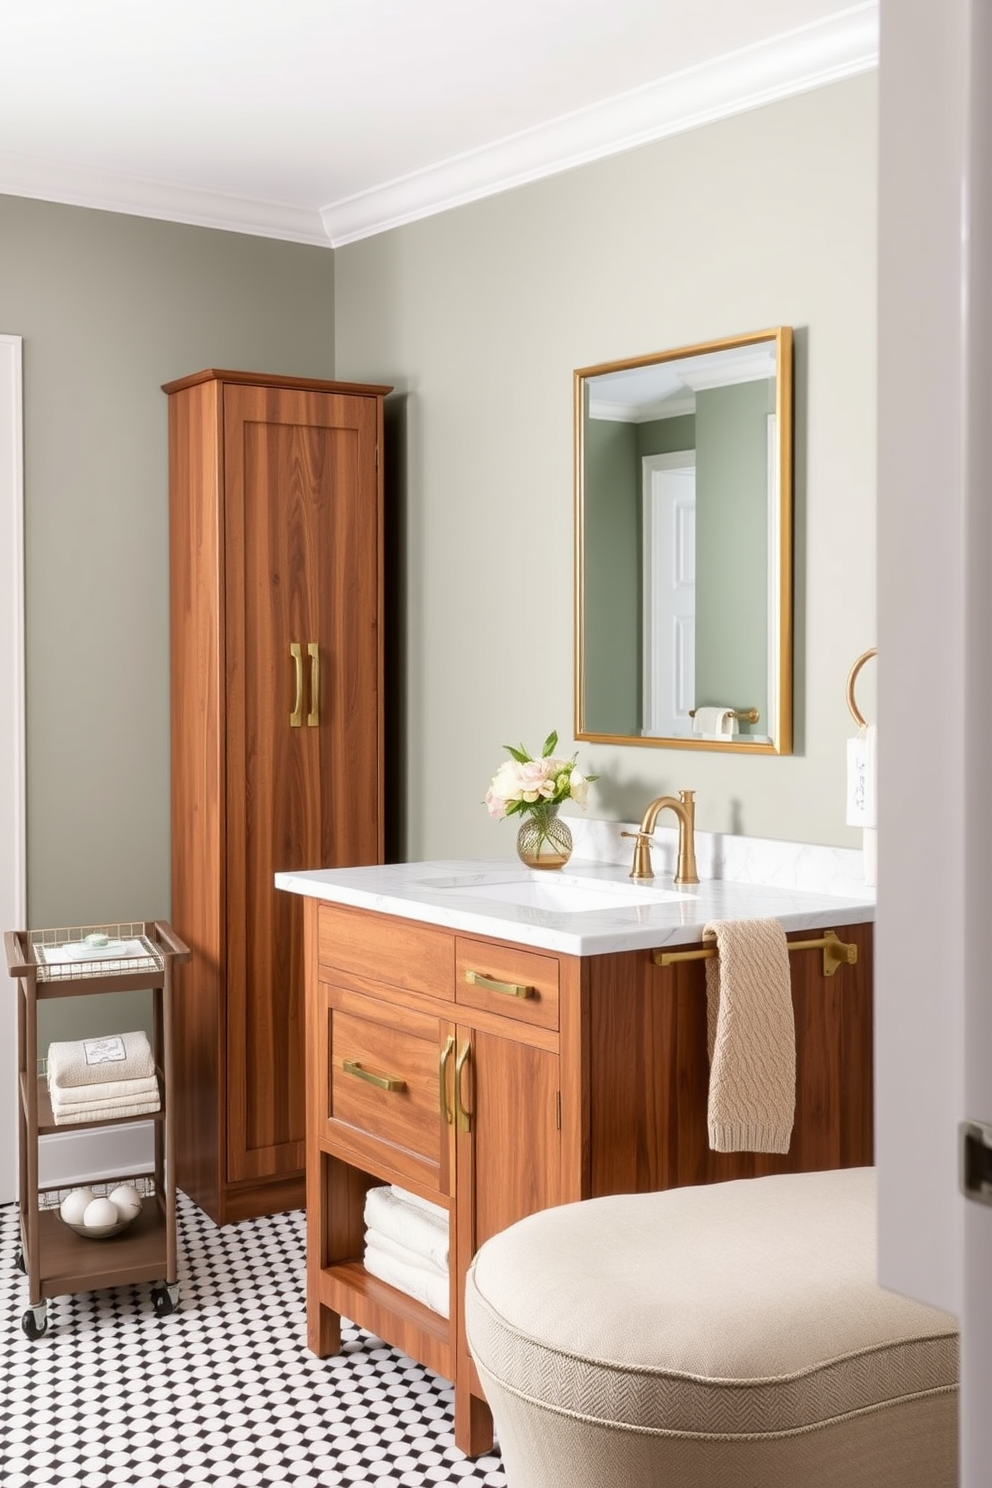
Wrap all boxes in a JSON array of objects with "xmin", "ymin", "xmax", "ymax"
[
  {"xmin": 460, "ymin": 1029, "xmax": 561, "ymax": 1251},
  {"xmin": 224, "ymin": 385, "xmax": 381, "ymax": 1184}
]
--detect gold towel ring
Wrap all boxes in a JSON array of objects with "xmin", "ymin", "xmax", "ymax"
[{"xmin": 846, "ymin": 647, "xmax": 877, "ymax": 729}]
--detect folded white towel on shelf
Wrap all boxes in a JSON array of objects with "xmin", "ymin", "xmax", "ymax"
[
  {"xmin": 47, "ymin": 1030, "xmax": 155, "ymax": 1088},
  {"xmin": 364, "ymin": 1239, "xmax": 450, "ymax": 1319},
  {"xmin": 364, "ymin": 1185, "xmax": 449, "ymax": 1269},
  {"xmin": 366, "ymin": 1226, "xmax": 448, "ymax": 1279},
  {"xmin": 51, "ymin": 1079, "xmax": 160, "ymax": 1115},
  {"xmin": 51, "ymin": 1097, "xmax": 162, "ymax": 1127},
  {"xmin": 49, "ymin": 1073, "xmax": 159, "ymax": 1107},
  {"xmin": 388, "ymin": 1184, "xmax": 448, "ymax": 1223},
  {"xmin": 692, "ymin": 706, "xmax": 738, "ymax": 738}
]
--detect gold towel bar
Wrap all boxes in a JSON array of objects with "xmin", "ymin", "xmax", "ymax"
[
  {"xmin": 653, "ymin": 929, "xmax": 858, "ymax": 978},
  {"xmin": 687, "ymin": 707, "xmax": 760, "ymax": 724}
]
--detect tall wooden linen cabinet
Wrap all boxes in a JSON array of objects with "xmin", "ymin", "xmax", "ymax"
[{"xmin": 165, "ymin": 369, "xmax": 391, "ymax": 1224}]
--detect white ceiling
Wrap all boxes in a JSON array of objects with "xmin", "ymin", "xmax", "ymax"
[{"xmin": 0, "ymin": 0, "xmax": 877, "ymax": 247}]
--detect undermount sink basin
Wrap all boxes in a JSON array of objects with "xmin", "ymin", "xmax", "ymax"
[{"xmin": 420, "ymin": 873, "xmax": 691, "ymax": 914}]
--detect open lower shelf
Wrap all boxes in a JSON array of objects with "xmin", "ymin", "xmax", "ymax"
[
  {"xmin": 25, "ymin": 1199, "xmax": 171, "ymax": 1299},
  {"xmin": 318, "ymin": 1257, "xmax": 453, "ymax": 1381}
]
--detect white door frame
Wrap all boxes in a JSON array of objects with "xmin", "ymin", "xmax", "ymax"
[
  {"xmin": 878, "ymin": 2, "xmax": 991, "ymax": 1481},
  {"xmin": 0, "ymin": 334, "xmax": 26, "ymax": 1204}
]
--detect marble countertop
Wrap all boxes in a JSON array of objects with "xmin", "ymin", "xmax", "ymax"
[{"xmin": 275, "ymin": 854, "xmax": 875, "ymax": 957}]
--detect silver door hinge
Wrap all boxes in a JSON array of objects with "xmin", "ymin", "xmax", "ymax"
[{"xmin": 960, "ymin": 1120, "xmax": 992, "ymax": 1205}]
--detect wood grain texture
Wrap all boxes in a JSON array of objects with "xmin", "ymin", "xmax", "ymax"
[
  {"xmin": 168, "ymin": 378, "xmax": 226, "ymax": 1221},
  {"xmin": 301, "ymin": 908, "xmax": 874, "ymax": 1457},
  {"xmin": 319, "ymin": 904, "xmax": 454, "ymax": 998},
  {"xmin": 455, "ymin": 938, "xmax": 560, "ymax": 1030},
  {"xmin": 167, "ymin": 372, "xmax": 387, "ymax": 1222}
]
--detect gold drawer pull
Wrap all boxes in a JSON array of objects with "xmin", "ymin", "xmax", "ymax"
[
  {"xmin": 455, "ymin": 1040, "xmax": 473, "ymax": 1132},
  {"xmin": 342, "ymin": 1059, "xmax": 407, "ymax": 1093},
  {"xmin": 465, "ymin": 969, "xmax": 534, "ymax": 999}
]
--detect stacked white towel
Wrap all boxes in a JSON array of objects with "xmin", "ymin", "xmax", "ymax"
[
  {"xmin": 47, "ymin": 1031, "xmax": 160, "ymax": 1126},
  {"xmin": 363, "ymin": 1185, "xmax": 449, "ymax": 1319}
]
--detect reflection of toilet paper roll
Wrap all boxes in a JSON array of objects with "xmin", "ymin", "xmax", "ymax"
[
  {"xmin": 863, "ymin": 828, "xmax": 877, "ymax": 887},
  {"xmin": 692, "ymin": 706, "xmax": 738, "ymax": 737}
]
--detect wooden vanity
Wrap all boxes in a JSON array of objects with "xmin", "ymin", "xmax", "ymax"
[{"xmin": 289, "ymin": 869, "xmax": 874, "ymax": 1457}]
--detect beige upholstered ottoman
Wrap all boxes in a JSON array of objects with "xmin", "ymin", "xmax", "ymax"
[{"xmin": 465, "ymin": 1168, "xmax": 958, "ymax": 1487}]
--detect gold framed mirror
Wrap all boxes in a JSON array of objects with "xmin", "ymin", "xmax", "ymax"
[{"xmin": 574, "ymin": 326, "xmax": 793, "ymax": 754}]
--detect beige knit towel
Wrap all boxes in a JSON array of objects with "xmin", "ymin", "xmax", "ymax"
[
  {"xmin": 704, "ymin": 918, "xmax": 796, "ymax": 1153},
  {"xmin": 47, "ymin": 1031, "xmax": 154, "ymax": 1088}
]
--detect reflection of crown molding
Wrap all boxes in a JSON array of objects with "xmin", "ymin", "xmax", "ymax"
[
  {"xmin": 589, "ymin": 394, "xmax": 695, "ymax": 423},
  {"xmin": 679, "ymin": 349, "xmax": 776, "ymax": 390},
  {"xmin": 0, "ymin": 152, "xmax": 329, "ymax": 246},
  {"xmin": 322, "ymin": 5, "xmax": 878, "ymax": 246}
]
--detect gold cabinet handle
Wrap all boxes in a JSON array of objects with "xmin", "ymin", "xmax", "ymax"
[
  {"xmin": 342, "ymin": 1059, "xmax": 407, "ymax": 1093},
  {"xmin": 307, "ymin": 642, "xmax": 320, "ymax": 727},
  {"xmin": 289, "ymin": 642, "xmax": 303, "ymax": 727},
  {"xmin": 464, "ymin": 969, "xmax": 534, "ymax": 1000},
  {"xmin": 454, "ymin": 1041, "xmax": 473, "ymax": 1132},
  {"xmin": 439, "ymin": 1034, "xmax": 455, "ymax": 1126}
]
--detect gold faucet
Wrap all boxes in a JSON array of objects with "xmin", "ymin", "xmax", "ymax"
[{"xmin": 622, "ymin": 790, "xmax": 699, "ymax": 884}]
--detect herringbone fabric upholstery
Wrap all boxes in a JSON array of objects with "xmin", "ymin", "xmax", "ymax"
[{"xmin": 466, "ymin": 1168, "xmax": 958, "ymax": 1488}]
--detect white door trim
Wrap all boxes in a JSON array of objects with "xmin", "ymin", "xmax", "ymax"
[{"xmin": 0, "ymin": 334, "xmax": 25, "ymax": 1204}]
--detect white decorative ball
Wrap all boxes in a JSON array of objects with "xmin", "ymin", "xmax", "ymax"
[
  {"xmin": 108, "ymin": 1183, "xmax": 142, "ymax": 1220},
  {"xmin": 82, "ymin": 1196, "xmax": 120, "ymax": 1230},
  {"xmin": 60, "ymin": 1187, "xmax": 96, "ymax": 1226}
]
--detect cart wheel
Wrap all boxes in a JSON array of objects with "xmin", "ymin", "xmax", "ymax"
[
  {"xmin": 151, "ymin": 1282, "xmax": 180, "ymax": 1318},
  {"xmin": 14, "ymin": 1246, "xmax": 26, "ymax": 1275},
  {"xmin": 21, "ymin": 1303, "xmax": 48, "ymax": 1340}
]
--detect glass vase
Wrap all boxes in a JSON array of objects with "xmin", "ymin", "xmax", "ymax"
[{"xmin": 516, "ymin": 804, "xmax": 572, "ymax": 870}]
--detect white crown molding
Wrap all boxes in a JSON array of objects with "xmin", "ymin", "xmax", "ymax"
[
  {"xmin": 0, "ymin": 152, "xmax": 330, "ymax": 247},
  {"xmin": 0, "ymin": 5, "xmax": 877, "ymax": 248},
  {"xmin": 322, "ymin": 3, "xmax": 878, "ymax": 247}
]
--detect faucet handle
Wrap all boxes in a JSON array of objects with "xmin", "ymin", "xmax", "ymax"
[
  {"xmin": 623, "ymin": 829, "xmax": 656, "ymax": 881},
  {"xmin": 621, "ymin": 829, "xmax": 653, "ymax": 842}
]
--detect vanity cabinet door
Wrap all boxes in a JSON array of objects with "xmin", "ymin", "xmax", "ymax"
[{"xmin": 452, "ymin": 1021, "xmax": 562, "ymax": 1453}]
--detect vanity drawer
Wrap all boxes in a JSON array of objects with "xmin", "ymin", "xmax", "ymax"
[
  {"xmin": 318, "ymin": 903, "xmax": 454, "ymax": 1001},
  {"xmin": 455, "ymin": 939, "xmax": 560, "ymax": 1031},
  {"xmin": 320, "ymin": 983, "xmax": 450, "ymax": 1193}
]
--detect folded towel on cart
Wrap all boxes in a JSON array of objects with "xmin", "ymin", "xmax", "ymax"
[
  {"xmin": 50, "ymin": 1077, "xmax": 160, "ymax": 1113},
  {"xmin": 51, "ymin": 1096, "xmax": 161, "ymax": 1127},
  {"xmin": 47, "ymin": 1031, "xmax": 155, "ymax": 1088}
]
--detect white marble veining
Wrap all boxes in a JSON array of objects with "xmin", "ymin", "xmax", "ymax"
[{"xmin": 276, "ymin": 823, "xmax": 874, "ymax": 957}]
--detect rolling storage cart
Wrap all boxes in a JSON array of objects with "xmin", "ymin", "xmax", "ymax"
[{"xmin": 5, "ymin": 921, "xmax": 190, "ymax": 1338}]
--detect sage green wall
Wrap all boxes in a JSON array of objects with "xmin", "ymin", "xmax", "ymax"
[
  {"xmin": 0, "ymin": 194, "xmax": 335, "ymax": 1045},
  {"xmin": 334, "ymin": 74, "xmax": 877, "ymax": 857},
  {"xmin": 583, "ymin": 416, "xmax": 639, "ymax": 734},
  {"xmin": 695, "ymin": 380, "xmax": 771, "ymax": 730}
]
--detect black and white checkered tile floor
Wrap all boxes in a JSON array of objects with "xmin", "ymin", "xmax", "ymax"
[{"xmin": 1, "ymin": 1195, "xmax": 506, "ymax": 1487}]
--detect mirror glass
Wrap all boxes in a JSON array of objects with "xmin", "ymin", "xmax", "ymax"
[{"xmin": 575, "ymin": 327, "xmax": 793, "ymax": 753}]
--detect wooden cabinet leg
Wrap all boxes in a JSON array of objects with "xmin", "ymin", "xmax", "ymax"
[
  {"xmin": 454, "ymin": 1386, "xmax": 494, "ymax": 1458},
  {"xmin": 308, "ymin": 1298, "xmax": 341, "ymax": 1358}
]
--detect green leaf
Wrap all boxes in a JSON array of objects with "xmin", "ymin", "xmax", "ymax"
[
  {"xmin": 504, "ymin": 744, "xmax": 531, "ymax": 764},
  {"xmin": 541, "ymin": 730, "xmax": 558, "ymax": 757}
]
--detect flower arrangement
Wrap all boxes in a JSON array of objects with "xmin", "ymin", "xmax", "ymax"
[
  {"xmin": 485, "ymin": 731, "xmax": 597, "ymax": 869},
  {"xmin": 485, "ymin": 731, "xmax": 596, "ymax": 820}
]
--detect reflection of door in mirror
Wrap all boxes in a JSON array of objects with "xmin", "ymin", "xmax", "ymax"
[
  {"xmin": 575, "ymin": 328, "xmax": 793, "ymax": 754},
  {"xmin": 643, "ymin": 451, "xmax": 695, "ymax": 737}
]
